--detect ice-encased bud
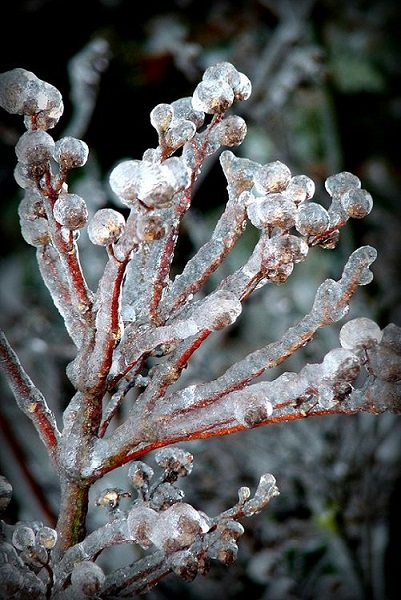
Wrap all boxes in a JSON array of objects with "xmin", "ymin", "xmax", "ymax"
[
  {"xmin": 170, "ymin": 550, "xmax": 199, "ymax": 581},
  {"xmin": 233, "ymin": 390, "xmax": 273, "ymax": 427},
  {"xmin": 150, "ymin": 103, "xmax": 174, "ymax": 133},
  {"xmin": 20, "ymin": 217, "xmax": 50, "ymax": 247},
  {"xmin": 127, "ymin": 505, "xmax": 158, "ymax": 548},
  {"xmin": 213, "ymin": 115, "xmax": 247, "ymax": 147},
  {"xmin": 87, "ymin": 208, "xmax": 125, "ymax": 245},
  {"xmin": 150, "ymin": 482, "xmax": 184, "ymax": 510},
  {"xmin": 233, "ymin": 71, "xmax": 252, "ymax": 101},
  {"xmin": 270, "ymin": 234, "xmax": 309, "ymax": 264},
  {"xmin": 285, "ymin": 174, "xmax": 315, "ymax": 203},
  {"xmin": 192, "ymin": 79, "xmax": 234, "ymax": 114},
  {"xmin": 70, "ymin": 561, "xmax": 105, "ymax": 595},
  {"xmin": 128, "ymin": 461, "xmax": 154, "ymax": 489},
  {"xmin": 18, "ymin": 190, "xmax": 46, "ymax": 221},
  {"xmin": 322, "ymin": 347, "xmax": 360, "ymax": 381},
  {"xmin": 340, "ymin": 188, "xmax": 373, "ymax": 218},
  {"xmin": 15, "ymin": 130, "xmax": 55, "ymax": 167},
  {"xmin": 217, "ymin": 520, "xmax": 244, "ymax": 541},
  {"xmin": 136, "ymin": 212, "xmax": 166, "ymax": 241},
  {"xmin": 12, "ymin": 526, "xmax": 35, "ymax": 550},
  {"xmin": 325, "ymin": 171, "xmax": 361, "ymax": 196},
  {"xmin": 219, "ymin": 150, "xmax": 261, "ymax": 193},
  {"xmin": 0, "ymin": 68, "xmax": 63, "ymax": 128},
  {"xmin": 154, "ymin": 447, "xmax": 193, "ymax": 477},
  {"xmin": 109, "ymin": 159, "xmax": 142, "ymax": 203},
  {"xmin": 317, "ymin": 385, "xmax": 337, "ymax": 408},
  {"xmin": 339, "ymin": 318, "xmax": 383, "ymax": 350},
  {"xmin": 164, "ymin": 120, "xmax": 197, "ymax": 150},
  {"xmin": 13, "ymin": 162, "xmax": 42, "ymax": 189},
  {"xmin": 149, "ymin": 503, "xmax": 209, "ymax": 552},
  {"xmin": 170, "ymin": 97, "xmax": 205, "ymax": 128},
  {"xmin": 246, "ymin": 193, "xmax": 296, "ymax": 229},
  {"xmin": 203, "ymin": 62, "xmax": 241, "ymax": 89},
  {"xmin": 254, "ymin": 161, "xmax": 291, "ymax": 193},
  {"xmin": 53, "ymin": 192, "xmax": 88, "ymax": 230},
  {"xmin": 36, "ymin": 526, "xmax": 57, "ymax": 549},
  {"xmin": 295, "ymin": 202, "xmax": 330, "ymax": 236},
  {"xmin": 54, "ymin": 136, "xmax": 89, "ymax": 169}
]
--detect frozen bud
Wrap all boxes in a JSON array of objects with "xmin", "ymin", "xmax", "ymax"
[
  {"xmin": 247, "ymin": 193, "xmax": 296, "ymax": 229},
  {"xmin": 220, "ymin": 150, "xmax": 261, "ymax": 193},
  {"xmin": 53, "ymin": 192, "xmax": 88, "ymax": 230},
  {"xmin": 295, "ymin": 202, "xmax": 330, "ymax": 236},
  {"xmin": 217, "ymin": 520, "xmax": 244, "ymax": 541},
  {"xmin": 87, "ymin": 208, "xmax": 125, "ymax": 245},
  {"xmin": 95, "ymin": 488, "xmax": 131, "ymax": 509},
  {"xmin": 14, "ymin": 162, "xmax": 41, "ymax": 189},
  {"xmin": 128, "ymin": 461, "xmax": 154, "ymax": 489},
  {"xmin": 163, "ymin": 156, "xmax": 191, "ymax": 190},
  {"xmin": 380, "ymin": 323, "xmax": 401, "ymax": 355},
  {"xmin": 214, "ymin": 115, "xmax": 247, "ymax": 147},
  {"xmin": 271, "ymin": 234, "xmax": 309, "ymax": 264},
  {"xmin": 313, "ymin": 279, "xmax": 349, "ymax": 323},
  {"xmin": 367, "ymin": 345, "xmax": 401, "ymax": 382},
  {"xmin": 170, "ymin": 97, "xmax": 205, "ymax": 128},
  {"xmin": 20, "ymin": 217, "xmax": 50, "ymax": 247},
  {"xmin": 36, "ymin": 526, "xmax": 57, "ymax": 549},
  {"xmin": 150, "ymin": 103, "xmax": 174, "ymax": 133},
  {"xmin": 136, "ymin": 212, "xmax": 166, "ymax": 241},
  {"xmin": 12, "ymin": 526, "xmax": 35, "ymax": 550},
  {"xmin": 54, "ymin": 136, "xmax": 89, "ymax": 169},
  {"xmin": 340, "ymin": 188, "xmax": 373, "ymax": 218},
  {"xmin": 233, "ymin": 71, "xmax": 252, "ymax": 101},
  {"xmin": 203, "ymin": 62, "xmax": 241, "ymax": 90},
  {"xmin": 15, "ymin": 130, "xmax": 55, "ymax": 167},
  {"xmin": 127, "ymin": 505, "xmax": 158, "ymax": 548},
  {"xmin": 192, "ymin": 79, "xmax": 234, "ymax": 114},
  {"xmin": 18, "ymin": 190, "xmax": 46, "ymax": 221},
  {"xmin": 70, "ymin": 561, "xmax": 105, "ymax": 595},
  {"xmin": 164, "ymin": 120, "xmax": 196, "ymax": 150},
  {"xmin": 267, "ymin": 262, "xmax": 294, "ymax": 284},
  {"xmin": 233, "ymin": 391, "xmax": 273, "ymax": 427},
  {"xmin": 254, "ymin": 161, "xmax": 291, "ymax": 193},
  {"xmin": 339, "ymin": 318, "xmax": 383, "ymax": 350},
  {"xmin": 170, "ymin": 550, "xmax": 199, "ymax": 581},
  {"xmin": 0, "ymin": 68, "xmax": 63, "ymax": 127},
  {"xmin": 325, "ymin": 171, "xmax": 361, "ymax": 196},
  {"xmin": 155, "ymin": 447, "xmax": 193, "ymax": 478},
  {"xmin": 286, "ymin": 174, "xmax": 315, "ymax": 203},
  {"xmin": 149, "ymin": 503, "xmax": 209, "ymax": 552},
  {"xmin": 215, "ymin": 539, "xmax": 238, "ymax": 565},
  {"xmin": 109, "ymin": 159, "xmax": 142, "ymax": 203},
  {"xmin": 322, "ymin": 348, "xmax": 360, "ymax": 381},
  {"xmin": 150, "ymin": 482, "xmax": 184, "ymax": 511}
]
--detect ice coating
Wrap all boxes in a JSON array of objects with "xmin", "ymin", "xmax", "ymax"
[
  {"xmin": 191, "ymin": 291, "xmax": 242, "ymax": 331},
  {"xmin": 70, "ymin": 560, "xmax": 105, "ymax": 594},
  {"xmin": 87, "ymin": 208, "xmax": 125, "ymax": 245},
  {"xmin": 192, "ymin": 79, "xmax": 234, "ymax": 114},
  {"xmin": 127, "ymin": 505, "xmax": 158, "ymax": 549},
  {"xmin": 246, "ymin": 193, "xmax": 296, "ymax": 229},
  {"xmin": 340, "ymin": 188, "xmax": 373, "ymax": 219}
]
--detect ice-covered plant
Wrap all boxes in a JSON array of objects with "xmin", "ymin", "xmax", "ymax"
[{"xmin": 0, "ymin": 62, "xmax": 400, "ymax": 598}]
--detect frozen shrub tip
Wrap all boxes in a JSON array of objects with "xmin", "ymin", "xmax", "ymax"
[{"xmin": 0, "ymin": 61, "xmax": 396, "ymax": 598}]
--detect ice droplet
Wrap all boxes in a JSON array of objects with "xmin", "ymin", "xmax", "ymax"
[
  {"xmin": 127, "ymin": 505, "xmax": 158, "ymax": 549},
  {"xmin": 70, "ymin": 561, "xmax": 105, "ymax": 595}
]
